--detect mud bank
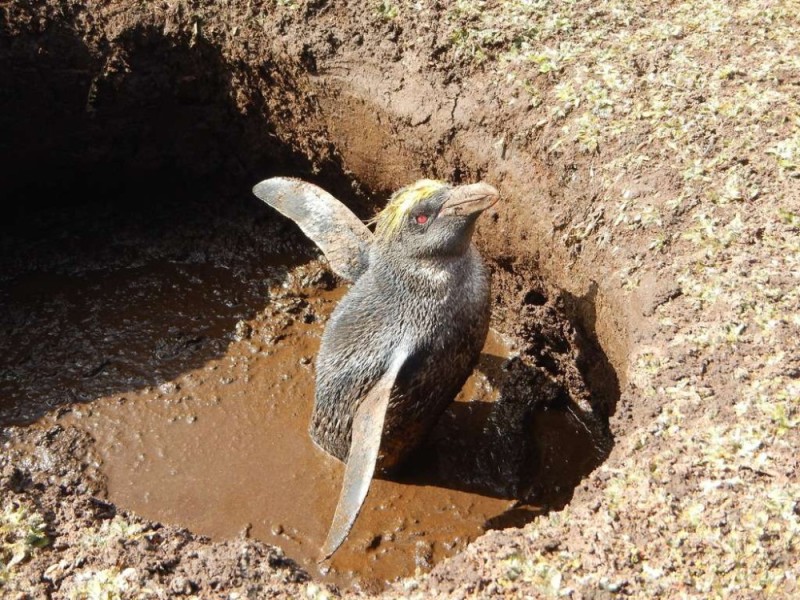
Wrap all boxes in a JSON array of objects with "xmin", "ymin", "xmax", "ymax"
[{"xmin": 4, "ymin": 0, "xmax": 797, "ymax": 598}]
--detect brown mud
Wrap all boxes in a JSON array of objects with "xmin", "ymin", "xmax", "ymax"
[{"xmin": 0, "ymin": 0, "xmax": 657, "ymax": 597}]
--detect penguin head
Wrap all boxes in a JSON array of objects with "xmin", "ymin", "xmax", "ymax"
[{"xmin": 374, "ymin": 179, "xmax": 499, "ymax": 259}]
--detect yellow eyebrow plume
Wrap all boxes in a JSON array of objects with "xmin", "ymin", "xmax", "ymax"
[{"xmin": 373, "ymin": 179, "xmax": 447, "ymax": 239}]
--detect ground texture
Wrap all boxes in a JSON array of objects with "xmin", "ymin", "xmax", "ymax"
[{"xmin": 2, "ymin": 0, "xmax": 799, "ymax": 598}]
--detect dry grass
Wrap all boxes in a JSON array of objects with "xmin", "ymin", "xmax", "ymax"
[
  {"xmin": 387, "ymin": 0, "xmax": 800, "ymax": 596},
  {"xmin": 0, "ymin": 500, "xmax": 49, "ymax": 586}
]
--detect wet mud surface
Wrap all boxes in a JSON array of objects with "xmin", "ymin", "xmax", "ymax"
[
  {"xmin": 59, "ymin": 309, "xmax": 518, "ymax": 589},
  {"xmin": 1, "ymin": 187, "xmax": 610, "ymax": 591}
]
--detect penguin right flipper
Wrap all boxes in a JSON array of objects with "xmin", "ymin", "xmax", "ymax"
[
  {"xmin": 253, "ymin": 177, "xmax": 373, "ymax": 282},
  {"xmin": 319, "ymin": 346, "xmax": 410, "ymax": 560}
]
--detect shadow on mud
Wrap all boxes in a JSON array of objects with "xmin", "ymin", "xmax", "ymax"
[
  {"xmin": 0, "ymin": 16, "xmax": 359, "ymax": 423},
  {"xmin": 395, "ymin": 349, "xmax": 614, "ymax": 517}
]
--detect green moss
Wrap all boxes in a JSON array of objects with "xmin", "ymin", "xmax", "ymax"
[{"xmin": 0, "ymin": 500, "xmax": 50, "ymax": 585}]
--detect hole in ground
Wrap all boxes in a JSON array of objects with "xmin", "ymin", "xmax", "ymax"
[{"xmin": 0, "ymin": 15, "xmax": 618, "ymax": 593}]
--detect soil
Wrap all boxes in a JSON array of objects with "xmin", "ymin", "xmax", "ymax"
[{"xmin": 2, "ymin": 0, "xmax": 798, "ymax": 598}]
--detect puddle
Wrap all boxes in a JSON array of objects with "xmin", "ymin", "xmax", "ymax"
[
  {"xmin": 0, "ymin": 263, "xmax": 267, "ymax": 424},
  {"xmin": 54, "ymin": 276, "xmax": 522, "ymax": 590},
  {"xmin": 1, "ymin": 190, "xmax": 610, "ymax": 591},
  {"xmin": 1, "ymin": 250, "xmax": 535, "ymax": 591}
]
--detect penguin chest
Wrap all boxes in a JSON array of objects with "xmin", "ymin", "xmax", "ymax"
[
  {"xmin": 310, "ymin": 257, "xmax": 490, "ymax": 467},
  {"xmin": 378, "ymin": 277, "xmax": 489, "ymax": 467}
]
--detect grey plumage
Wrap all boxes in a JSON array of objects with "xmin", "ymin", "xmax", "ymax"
[
  {"xmin": 311, "ymin": 231, "xmax": 491, "ymax": 470},
  {"xmin": 253, "ymin": 177, "xmax": 499, "ymax": 558}
]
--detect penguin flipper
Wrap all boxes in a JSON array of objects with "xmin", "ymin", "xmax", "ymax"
[
  {"xmin": 320, "ymin": 347, "xmax": 410, "ymax": 560},
  {"xmin": 253, "ymin": 177, "xmax": 373, "ymax": 282}
]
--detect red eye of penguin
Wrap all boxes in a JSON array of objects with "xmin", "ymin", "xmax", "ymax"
[{"xmin": 415, "ymin": 214, "xmax": 429, "ymax": 224}]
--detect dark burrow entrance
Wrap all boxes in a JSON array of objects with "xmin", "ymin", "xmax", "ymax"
[{"xmin": 1, "ymin": 16, "xmax": 618, "ymax": 592}]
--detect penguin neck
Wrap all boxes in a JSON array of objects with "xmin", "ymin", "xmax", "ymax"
[{"xmin": 371, "ymin": 244, "xmax": 480, "ymax": 296}]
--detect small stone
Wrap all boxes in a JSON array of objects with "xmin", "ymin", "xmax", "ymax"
[
  {"xmin": 233, "ymin": 320, "xmax": 252, "ymax": 341},
  {"xmin": 543, "ymin": 538, "xmax": 561, "ymax": 552},
  {"xmin": 43, "ymin": 559, "xmax": 71, "ymax": 583},
  {"xmin": 169, "ymin": 576, "xmax": 196, "ymax": 595},
  {"xmin": 414, "ymin": 540, "xmax": 433, "ymax": 569},
  {"xmin": 158, "ymin": 382, "xmax": 179, "ymax": 394}
]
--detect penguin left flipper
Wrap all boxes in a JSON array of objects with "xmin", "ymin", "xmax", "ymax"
[
  {"xmin": 320, "ymin": 346, "xmax": 410, "ymax": 560},
  {"xmin": 253, "ymin": 177, "xmax": 373, "ymax": 282}
]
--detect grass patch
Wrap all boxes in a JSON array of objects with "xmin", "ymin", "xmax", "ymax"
[{"xmin": 0, "ymin": 500, "xmax": 49, "ymax": 585}]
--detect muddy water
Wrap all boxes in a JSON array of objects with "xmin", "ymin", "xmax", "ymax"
[
  {"xmin": 2, "ymin": 252, "xmax": 536, "ymax": 590},
  {"xmin": 0, "ymin": 263, "xmax": 267, "ymax": 423},
  {"xmin": 63, "ymin": 291, "xmax": 518, "ymax": 590}
]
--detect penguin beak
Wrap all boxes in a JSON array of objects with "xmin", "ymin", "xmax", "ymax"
[{"xmin": 438, "ymin": 182, "xmax": 500, "ymax": 217}]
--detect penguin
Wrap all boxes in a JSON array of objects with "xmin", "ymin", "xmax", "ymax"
[{"xmin": 253, "ymin": 177, "xmax": 499, "ymax": 558}]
